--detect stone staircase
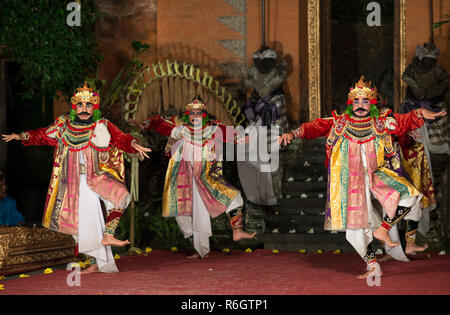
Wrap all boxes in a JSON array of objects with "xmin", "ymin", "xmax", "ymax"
[{"xmin": 256, "ymin": 137, "xmax": 354, "ymax": 253}]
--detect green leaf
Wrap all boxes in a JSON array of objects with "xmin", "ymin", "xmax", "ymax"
[
  {"xmin": 131, "ymin": 40, "xmax": 150, "ymax": 53},
  {"xmin": 0, "ymin": 0, "xmax": 101, "ymax": 100}
]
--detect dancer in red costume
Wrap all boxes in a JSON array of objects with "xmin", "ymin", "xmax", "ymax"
[
  {"xmin": 279, "ymin": 76, "xmax": 446, "ymax": 279},
  {"xmin": 130, "ymin": 96, "xmax": 256, "ymax": 259},
  {"xmin": 3, "ymin": 82, "xmax": 152, "ymax": 274}
]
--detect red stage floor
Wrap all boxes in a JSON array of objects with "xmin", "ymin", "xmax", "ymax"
[{"xmin": 1, "ymin": 249, "xmax": 449, "ymax": 295}]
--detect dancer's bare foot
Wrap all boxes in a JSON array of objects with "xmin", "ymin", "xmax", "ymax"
[
  {"xmin": 187, "ymin": 253, "xmax": 201, "ymax": 259},
  {"xmin": 373, "ymin": 226, "xmax": 399, "ymax": 248},
  {"xmin": 405, "ymin": 242, "xmax": 428, "ymax": 255},
  {"xmin": 356, "ymin": 263, "xmax": 383, "ymax": 279},
  {"xmin": 233, "ymin": 229, "xmax": 256, "ymax": 241},
  {"xmin": 101, "ymin": 234, "xmax": 130, "ymax": 247},
  {"xmin": 80, "ymin": 264, "xmax": 99, "ymax": 275},
  {"xmin": 187, "ymin": 252, "xmax": 210, "ymax": 259}
]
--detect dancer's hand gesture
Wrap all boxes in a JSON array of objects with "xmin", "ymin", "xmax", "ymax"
[
  {"xmin": 128, "ymin": 119, "xmax": 146, "ymax": 131},
  {"xmin": 131, "ymin": 141, "xmax": 152, "ymax": 159},
  {"xmin": 2, "ymin": 133, "xmax": 26, "ymax": 142},
  {"xmin": 416, "ymin": 108, "xmax": 447, "ymax": 120},
  {"xmin": 278, "ymin": 133, "xmax": 294, "ymax": 147}
]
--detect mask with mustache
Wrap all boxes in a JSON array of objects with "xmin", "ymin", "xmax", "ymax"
[
  {"xmin": 353, "ymin": 107, "xmax": 370, "ymax": 117},
  {"xmin": 75, "ymin": 112, "xmax": 94, "ymax": 125}
]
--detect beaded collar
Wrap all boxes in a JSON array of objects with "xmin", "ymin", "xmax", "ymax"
[
  {"xmin": 330, "ymin": 111, "xmax": 390, "ymax": 144},
  {"xmin": 61, "ymin": 121, "xmax": 96, "ymax": 150},
  {"xmin": 181, "ymin": 123, "xmax": 218, "ymax": 146},
  {"xmin": 345, "ymin": 115, "xmax": 377, "ymax": 143}
]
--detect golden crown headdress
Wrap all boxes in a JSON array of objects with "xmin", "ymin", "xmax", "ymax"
[
  {"xmin": 71, "ymin": 82, "xmax": 100, "ymax": 109},
  {"xmin": 348, "ymin": 76, "xmax": 377, "ymax": 103},
  {"xmin": 185, "ymin": 99, "xmax": 207, "ymax": 112}
]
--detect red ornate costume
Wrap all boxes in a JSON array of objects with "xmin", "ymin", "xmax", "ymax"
[
  {"xmin": 15, "ymin": 83, "xmax": 141, "ymax": 273},
  {"xmin": 22, "ymin": 115, "xmax": 137, "ymax": 235}
]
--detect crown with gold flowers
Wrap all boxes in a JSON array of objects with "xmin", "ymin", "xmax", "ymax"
[
  {"xmin": 347, "ymin": 76, "xmax": 378, "ymax": 105},
  {"xmin": 185, "ymin": 98, "xmax": 207, "ymax": 112},
  {"xmin": 70, "ymin": 82, "xmax": 100, "ymax": 109}
]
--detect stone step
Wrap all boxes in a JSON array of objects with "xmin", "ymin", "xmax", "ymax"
[
  {"xmin": 283, "ymin": 181, "xmax": 327, "ymax": 194},
  {"xmin": 284, "ymin": 166, "xmax": 327, "ymax": 181},
  {"xmin": 259, "ymin": 231, "xmax": 347, "ymax": 243},
  {"xmin": 265, "ymin": 226, "xmax": 326, "ymax": 235},
  {"xmin": 277, "ymin": 197, "xmax": 326, "ymax": 213},
  {"xmin": 265, "ymin": 214, "xmax": 325, "ymax": 228},
  {"xmin": 285, "ymin": 154, "xmax": 325, "ymax": 166},
  {"xmin": 265, "ymin": 221, "xmax": 325, "ymax": 234}
]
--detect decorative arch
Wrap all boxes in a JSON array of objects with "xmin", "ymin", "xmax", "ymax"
[
  {"xmin": 124, "ymin": 60, "xmax": 247, "ymax": 126},
  {"xmin": 123, "ymin": 62, "xmax": 248, "ymax": 249}
]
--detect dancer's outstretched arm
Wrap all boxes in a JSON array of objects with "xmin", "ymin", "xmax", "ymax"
[
  {"xmin": 393, "ymin": 108, "xmax": 447, "ymax": 136},
  {"xmin": 129, "ymin": 115, "xmax": 175, "ymax": 136},
  {"xmin": 2, "ymin": 116, "xmax": 62, "ymax": 147},
  {"xmin": 278, "ymin": 117, "xmax": 334, "ymax": 146},
  {"xmin": 107, "ymin": 121, "xmax": 152, "ymax": 159}
]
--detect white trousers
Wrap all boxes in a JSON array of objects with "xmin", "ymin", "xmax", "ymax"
[
  {"xmin": 345, "ymin": 143, "xmax": 422, "ymax": 263},
  {"xmin": 72, "ymin": 152, "xmax": 118, "ymax": 273},
  {"xmin": 176, "ymin": 178, "xmax": 244, "ymax": 258}
]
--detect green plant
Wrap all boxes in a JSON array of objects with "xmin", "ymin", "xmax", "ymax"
[
  {"xmin": 433, "ymin": 14, "xmax": 450, "ymax": 29},
  {"xmin": 0, "ymin": 0, "xmax": 102, "ymax": 102},
  {"xmin": 93, "ymin": 40, "xmax": 150, "ymax": 113}
]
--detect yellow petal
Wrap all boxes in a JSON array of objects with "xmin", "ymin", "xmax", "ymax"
[
  {"xmin": 44, "ymin": 268, "xmax": 53, "ymax": 274},
  {"xmin": 135, "ymin": 248, "xmax": 142, "ymax": 255},
  {"xmin": 222, "ymin": 248, "xmax": 230, "ymax": 253},
  {"xmin": 316, "ymin": 249, "xmax": 323, "ymax": 254},
  {"xmin": 114, "ymin": 254, "xmax": 120, "ymax": 259},
  {"xmin": 245, "ymin": 248, "xmax": 252, "ymax": 253},
  {"xmin": 0, "ymin": 284, "xmax": 4, "ymax": 290},
  {"xmin": 333, "ymin": 249, "xmax": 341, "ymax": 255},
  {"xmin": 299, "ymin": 249, "xmax": 307, "ymax": 253},
  {"xmin": 19, "ymin": 274, "xmax": 30, "ymax": 278},
  {"xmin": 145, "ymin": 247, "xmax": 152, "ymax": 253},
  {"xmin": 171, "ymin": 247, "xmax": 178, "ymax": 252},
  {"xmin": 272, "ymin": 249, "xmax": 279, "ymax": 254},
  {"xmin": 0, "ymin": 276, "xmax": 6, "ymax": 280}
]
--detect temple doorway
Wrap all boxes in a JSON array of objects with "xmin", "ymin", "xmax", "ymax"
[{"xmin": 320, "ymin": 0, "xmax": 396, "ymax": 116}]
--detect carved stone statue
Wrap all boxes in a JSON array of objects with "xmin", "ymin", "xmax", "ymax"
[
  {"xmin": 401, "ymin": 42, "xmax": 449, "ymax": 155},
  {"xmin": 238, "ymin": 47, "xmax": 288, "ymax": 206}
]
